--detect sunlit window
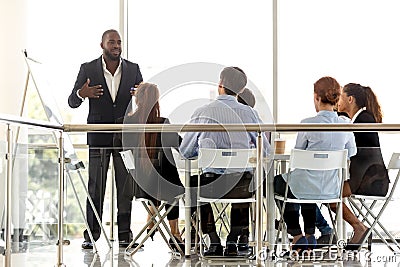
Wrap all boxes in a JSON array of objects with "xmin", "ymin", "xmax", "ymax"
[{"xmin": 127, "ymin": 0, "xmax": 273, "ymax": 124}]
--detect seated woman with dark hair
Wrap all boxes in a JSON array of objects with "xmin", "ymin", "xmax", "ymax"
[
  {"xmin": 338, "ymin": 83, "xmax": 389, "ymax": 197},
  {"xmin": 274, "ymin": 76, "xmax": 357, "ymax": 254},
  {"xmin": 115, "ymin": 83, "xmax": 185, "ymax": 251},
  {"xmin": 315, "ymin": 82, "xmax": 389, "ymax": 250}
]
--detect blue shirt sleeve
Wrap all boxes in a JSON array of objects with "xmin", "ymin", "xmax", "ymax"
[
  {"xmin": 179, "ymin": 131, "xmax": 199, "ymax": 159},
  {"xmin": 294, "ymin": 131, "xmax": 308, "ymax": 149},
  {"xmin": 345, "ymin": 133, "xmax": 357, "ymax": 158},
  {"xmin": 179, "ymin": 108, "xmax": 203, "ymax": 158}
]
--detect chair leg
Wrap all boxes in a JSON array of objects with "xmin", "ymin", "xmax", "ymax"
[
  {"xmin": 150, "ymin": 200, "xmax": 184, "ymax": 255},
  {"xmin": 147, "ymin": 202, "xmax": 171, "ymax": 247},
  {"xmin": 213, "ymin": 203, "xmax": 230, "ymax": 236},
  {"xmin": 327, "ymin": 204, "xmax": 339, "ymax": 245},
  {"xmin": 197, "ymin": 202, "xmax": 205, "ymax": 258},
  {"xmin": 126, "ymin": 199, "xmax": 184, "ymax": 257},
  {"xmin": 349, "ymin": 197, "xmax": 400, "ymax": 252},
  {"xmin": 274, "ymin": 200, "xmax": 288, "ymax": 259}
]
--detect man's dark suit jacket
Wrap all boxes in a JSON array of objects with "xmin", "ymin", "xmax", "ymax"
[{"xmin": 68, "ymin": 56, "xmax": 143, "ymax": 147}]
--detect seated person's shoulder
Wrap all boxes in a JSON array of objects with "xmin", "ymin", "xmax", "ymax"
[
  {"xmin": 118, "ymin": 114, "xmax": 139, "ymax": 124},
  {"xmin": 357, "ymin": 111, "xmax": 375, "ymax": 123},
  {"xmin": 160, "ymin": 117, "xmax": 169, "ymax": 123},
  {"xmin": 300, "ymin": 116, "xmax": 317, "ymax": 123},
  {"xmin": 189, "ymin": 104, "xmax": 210, "ymax": 119},
  {"xmin": 338, "ymin": 116, "xmax": 351, "ymax": 123}
]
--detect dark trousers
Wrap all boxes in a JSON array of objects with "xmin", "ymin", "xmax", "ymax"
[
  {"xmin": 84, "ymin": 148, "xmax": 132, "ymax": 242},
  {"xmin": 190, "ymin": 172, "xmax": 253, "ymax": 241},
  {"xmin": 274, "ymin": 175, "xmax": 316, "ymax": 236}
]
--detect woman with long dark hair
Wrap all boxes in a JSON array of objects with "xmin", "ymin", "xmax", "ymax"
[
  {"xmin": 316, "ymin": 83, "xmax": 388, "ymax": 250},
  {"xmin": 120, "ymin": 83, "xmax": 184, "ymax": 251},
  {"xmin": 338, "ymin": 83, "xmax": 389, "ymax": 196}
]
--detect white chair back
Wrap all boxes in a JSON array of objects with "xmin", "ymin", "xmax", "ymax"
[
  {"xmin": 196, "ymin": 148, "xmax": 258, "ymax": 259},
  {"xmin": 172, "ymin": 148, "xmax": 198, "ymax": 170},
  {"xmin": 385, "ymin": 152, "xmax": 400, "ymax": 199},
  {"xmin": 289, "ymin": 149, "xmax": 348, "ymax": 172},
  {"xmin": 387, "ymin": 152, "xmax": 400, "ymax": 170},
  {"xmin": 275, "ymin": 149, "xmax": 349, "ymax": 254},
  {"xmin": 198, "ymin": 148, "xmax": 257, "ymax": 170}
]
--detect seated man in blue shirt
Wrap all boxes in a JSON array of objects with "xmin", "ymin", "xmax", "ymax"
[{"xmin": 180, "ymin": 66, "xmax": 271, "ymax": 256}]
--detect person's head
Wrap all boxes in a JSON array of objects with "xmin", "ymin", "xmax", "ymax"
[
  {"xmin": 338, "ymin": 83, "xmax": 383, "ymax": 122},
  {"xmin": 218, "ymin": 66, "xmax": 247, "ymax": 96},
  {"xmin": 313, "ymin": 76, "xmax": 341, "ymax": 112},
  {"xmin": 134, "ymin": 83, "xmax": 160, "ymax": 123},
  {"xmin": 237, "ymin": 88, "xmax": 256, "ymax": 108},
  {"xmin": 100, "ymin": 29, "xmax": 122, "ymax": 61}
]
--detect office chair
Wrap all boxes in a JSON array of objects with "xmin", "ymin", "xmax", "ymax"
[
  {"xmin": 196, "ymin": 148, "xmax": 257, "ymax": 260},
  {"xmin": 348, "ymin": 152, "xmax": 400, "ymax": 252},
  {"xmin": 274, "ymin": 149, "xmax": 348, "ymax": 259},
  {"xmin": 120, "ymin": 149, "xmax": 184, "ymax": 257}
]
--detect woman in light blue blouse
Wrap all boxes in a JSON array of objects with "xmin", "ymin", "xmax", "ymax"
[{"xmin": 274, "ymin": 76, "xmax": 356, "ymax": 254}]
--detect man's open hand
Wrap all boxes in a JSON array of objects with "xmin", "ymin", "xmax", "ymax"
[{"xmin": 79, "ymin": 78, "xmax": 104, "ymax": 98}]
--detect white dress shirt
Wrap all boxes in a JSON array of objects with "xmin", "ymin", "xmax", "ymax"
[
  {"xmin": 351, "ymin": 107, "xmax": 367, "ymax": 123},
  {"xmin": 102, "ymin": 56, "xmax": 122, "ymax": 102}
]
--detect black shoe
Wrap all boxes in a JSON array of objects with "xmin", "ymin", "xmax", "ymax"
[
  {"xmin": 119, "ymin": 240, "xmax": 130, "ymax": 248},
  {"xmin": 81, "ymin": 241, "xmax": 94, "ymax": 249},
  {"xmin": 224, "ymin": 242, "xmax": 238, "ymax": 256},
  {"xmin": 169, "ymin": 237, "xmax": 185, "ymax": 252},
  {"xmin": 237, "ymin": 234, "xmax": 249, "ymax": 252},
  {"xmin": 119, "ymin": 231, "xmax": 140, "ymax": 248},
  {"xmin": 204, "ymin": 244, "xmax": 223, "ymax": 256},
  {"xmin": 316, "ymin": 233, "xmax": 337, "ymax": 248},
  {"xmin": 119, "ymin": 241, "xmax": 144, "ymax": 248},
  {"xmin": 344, "ymin": 229, "xmax": 372, "ymax": 251},
  {"xmin": 147, "ymin": 228, "xmax": 157, "ymax": 241},
  {"xmin": 133, "ymin": 242, "xmax": 144, "ymax": 249}
]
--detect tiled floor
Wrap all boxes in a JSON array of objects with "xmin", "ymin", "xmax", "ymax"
[{"xmin": 1, "ymin": 235, "xmax": 400, "ymax": 267}]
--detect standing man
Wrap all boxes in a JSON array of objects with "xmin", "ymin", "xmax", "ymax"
[
  {"xmin": 68, "ymin": 29, "xmax": 143, "ymax": 249},
  {"xmin": 180, "ymin": 67, "xmax": 271, "ymax": 256}
]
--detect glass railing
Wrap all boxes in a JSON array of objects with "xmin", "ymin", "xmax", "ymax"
[{"xmin": 1, "ymin": 114, "xmax": 400, "ymax": 265}]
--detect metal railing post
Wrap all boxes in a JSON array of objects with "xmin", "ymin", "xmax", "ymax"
[
  {"xmin": 4, "ymin": 124, "xmax": 13, "ymax": 267},
  {"xmin": 110, "ymin": 155, "xmax": 115, "ymax": 241},
  {"xmin": 255, "ymin": 132, "xmax": 264, "ymax": 265},
  {"xmin": 184, "ymin": 159, "xmax": 192, "ymax": 258},
  {"xmin": 56, "ymin": 131, "xmax": 65, "ymax": 266}
]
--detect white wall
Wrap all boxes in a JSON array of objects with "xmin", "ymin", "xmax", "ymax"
[
  {"xmin": 0, "ymin": 0, "xmax": 29, "ymax": 232},
  {"xmin": 0, "ymin": 0, "xmax": 28, "ymax": 117}
]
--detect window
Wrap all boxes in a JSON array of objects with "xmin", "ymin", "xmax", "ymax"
[{"xmin": 127, "ymin": 0, "xmax": 273, "ymax": 123}]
